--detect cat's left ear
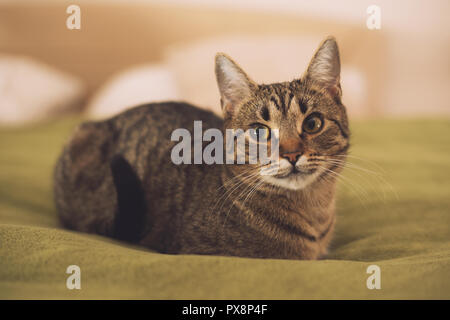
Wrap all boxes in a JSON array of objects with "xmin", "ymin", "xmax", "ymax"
[
  {"xmin": 215, "ymin": 53, "xmax": 256, "ymax": 117},
  {"xmin": 304, "ymin": 37, "xmax": 342, "ymax": 97}
]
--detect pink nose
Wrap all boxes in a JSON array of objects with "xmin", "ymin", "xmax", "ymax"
[{"xmin": 281, "ymin": 151, "xmax": 302, "ymax": 165}]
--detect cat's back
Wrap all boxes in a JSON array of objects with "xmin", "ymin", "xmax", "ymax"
[
  {"xmin": 54, "ymin": 102, "xmax": 223, "ymax": 234},
  {"xmin": 113, "ymin": 102, "xmax": 223, "ymax": 135},
  {"xmin": 111, "ymin": 102, "xmax": 223, "ymax": 172},
  {"xmin": 56, "ymin": 101, "xmax": 223, "ymax": 191}
]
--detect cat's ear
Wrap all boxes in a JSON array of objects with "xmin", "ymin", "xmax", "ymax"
[
  {"xmin": 304, "ymin": 37, "xmax": 341, "ymax": 97},
  {"xmin": 215, "ymin": 53, "xmax": 256, "ymax": 117}
]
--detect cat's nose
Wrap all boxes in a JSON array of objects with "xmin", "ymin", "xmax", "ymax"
[{"xmin": 281, "ymin": 151, "xmax": 302, "ymax": 166}]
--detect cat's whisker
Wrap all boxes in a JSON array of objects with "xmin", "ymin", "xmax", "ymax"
[
  {"xmin": 241, "ymin": 179, "xmax": 265, "ymax": 215},
  {"xmin": 317, "ymin": 164, "xmax": 370, "ymax": 207},
  {"xmin": 215, "ymin": 164, "xmax": 267, "ymax": 201},
  {"xmin": 213, "ymin": 173, "xmax": 257, "ymax": 213},
  {"xmin": 320, "ymin": 158, "xmax": 398, "ymax": 202},
  {"xmin": 328, "ymin": 159, "xmax": 384, "ymax": 177},
  {"xmin": 212, "ymin": 169, "xmax": 263, "ymax": 217},
  {"xmin": 221, "ymin": 174, "xmax": 263, "ymax": 229},
  {"xmin": 333, "ymin": 154, "xmax": 387, "ymax": 174},
  {"xmin": 218, "ymin": 167, "xmax": 259, "ymax": 191},
  {"xmin": 222, "ymin": 175, "xmax": 265, "ymax": 229}
]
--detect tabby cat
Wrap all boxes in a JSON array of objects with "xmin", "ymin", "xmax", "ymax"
[{"xmin": 54, "ymin": 37, "xmax": 349, "ymax": 260}]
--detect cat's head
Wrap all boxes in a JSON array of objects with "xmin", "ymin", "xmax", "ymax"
[{"xmin": 215, "ymin": 37, "xmax": 350, "ymax": 190}]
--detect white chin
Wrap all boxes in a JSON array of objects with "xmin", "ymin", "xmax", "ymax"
[{"xmin": 261, "ymin": 171, "xmax": 321, "ymax": 190}]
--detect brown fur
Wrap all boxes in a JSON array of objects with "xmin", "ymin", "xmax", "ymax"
[{"xmin": 54, "ymin": 37, "xmax": 349, "ymax": 259}]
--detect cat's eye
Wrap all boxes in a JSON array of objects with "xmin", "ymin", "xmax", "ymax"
[
  {"xmin": 249, "ymin": 125, "xmax": 270, "ymax": 141},
  {"xmin": 302, "ymin": 113, "xmax": 324, "ymax": 134}
]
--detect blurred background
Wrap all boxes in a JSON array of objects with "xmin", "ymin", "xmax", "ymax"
[
  {"xmin": 0, "ymin": 0, "xmax": 449, "ymax": 125},
  {"xmin": 1, "ymin": 1, "xmax": 450, "ymax": 300}
]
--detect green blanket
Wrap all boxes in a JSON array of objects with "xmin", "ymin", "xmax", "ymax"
[{"xmin": 1, "ymin": 117, "xmax": 449, "ymax": 299}]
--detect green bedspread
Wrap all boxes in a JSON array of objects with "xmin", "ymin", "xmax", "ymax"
[{"xmin": 0, "ymin": 117, "xmax": 449, "ymax": 299}]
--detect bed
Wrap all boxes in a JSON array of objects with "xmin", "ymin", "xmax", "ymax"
[{"xmin": 0, "ymin": 117, "xmax": 449, "ymax": 299}]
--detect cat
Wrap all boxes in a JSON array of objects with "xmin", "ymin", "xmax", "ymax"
[{"xmin": 54, "ymin": 37, "xmax": 350, "ymax": 260}]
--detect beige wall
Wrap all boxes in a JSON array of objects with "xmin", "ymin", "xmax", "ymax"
[{"xmin": 0, "ymin": 0, "xmax": 448, "ymax": 118}]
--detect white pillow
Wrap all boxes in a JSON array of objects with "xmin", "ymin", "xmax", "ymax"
[
  {"xmin": 85, "ymin": 64, "xmax": 180, "ymax": 119},
  {"xmin": 165, "ymin": 35, "xmax": 368, "ymax": 117},
  {"xmin": 0, "ymin": 55, "xmax": 85, "ymax": 126}
]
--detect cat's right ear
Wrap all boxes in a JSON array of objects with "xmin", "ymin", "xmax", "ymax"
[
  {"xmin": 215, "ymin": 53, "xmax": 256, "ymax": 118},
  {"xmin": 304, "ymin": 37, "xmax": 341, "ymax": 97}
]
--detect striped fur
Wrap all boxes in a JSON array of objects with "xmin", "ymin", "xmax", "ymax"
[{"xmin": 54, "ymin": 37, "xmax": 349, "ymax": 259}]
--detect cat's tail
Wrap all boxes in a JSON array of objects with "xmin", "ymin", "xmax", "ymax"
[{"xmin": 110, "ymin": 154, "xmax": 147, "ymax": 243}]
